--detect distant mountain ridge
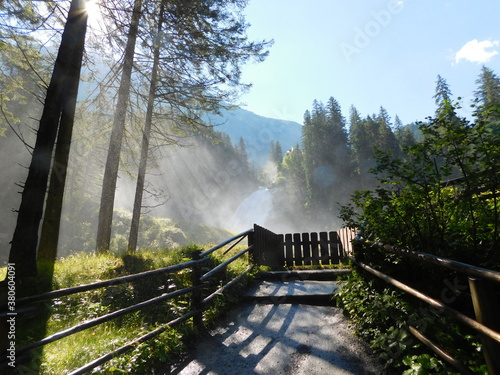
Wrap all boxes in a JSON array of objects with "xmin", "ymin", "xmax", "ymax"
[{"xmin": 208, "ymin": 107, "xmax": 303, "ymax": 166}]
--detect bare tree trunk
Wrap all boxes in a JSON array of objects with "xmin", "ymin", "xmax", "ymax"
[
  {"xmin": 8, "ymin": 0, "xmax": 88, "ymax": 279},
  {"xmin": 38, "ymin": 0, "xmax": 88, "ymax": 264},
  {"xmin": 95, "ymin": 0, "xmax": 143, "ymax": 252},
  {"xmin": 127, "ymin": 1, "xmax": 166, "ymax": 253}
]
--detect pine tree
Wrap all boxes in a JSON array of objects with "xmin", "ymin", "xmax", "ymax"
[
  {"xmin": 475, "ymin": 66, "xmax": 500, "ymax": 109},
  {"xmin": 394, "ymin": 115, "xmax": 403, "ymax": 129},
  {"xmin": 394, "ymin": 115, "xmax": 417, "ymax": 150},
  {"xmin": 95, "ymin": 0, "xmax": 144, "ymax": 253},
  {"xmin": 348, "ymin": 105, "xmax": 365, "ymax": 174},
  {"xmin": 236, "ymin": 137, "xmax": 248, "ymax": 160},
  {"xmin": 474, "ymin": 66, "xmax": 500, "ymax": 134},
  {"xmin": 127, "ymin": 0, "xmax": 167, "ymax": 254},
  {"xmin": 301, "ymin": 98, "xmax": 352, "ymax": 222},
  {"xmin": 434, "ymin": 75, "xmax": 455, "ymax": 118},
  {"xmin": 38, "ymin": 0, "xmax": 89, "ymax": 262},
  {"xmin": 8, "ymin": 0, "xmax": 88, "ymax": 278},
  {"xmin": 376, "ymin": 106, "xmax": 399, "ymax": 155},
  {"xmin": 269, "ymin": 140, "xmax": 283, "ymax": 165},
  {"xmin": 96, "ymin": 0, "xmax": 270, "ymax": 252},
  {"xmin": 281, "ymin": 146, "xmax": 307, "ymax": 209}
]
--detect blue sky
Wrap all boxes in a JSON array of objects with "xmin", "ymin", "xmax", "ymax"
[{"xmin": 239, "ymin": 0, "xmax": 500, "ymax": 125}]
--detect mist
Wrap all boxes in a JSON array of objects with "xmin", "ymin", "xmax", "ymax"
[
  {"xmin": 134, "ymin": 139, "xmax": 258, "ymax": 230},
  {"xmin": 0, "ymin": 91, "xmax": 357, "ymax": 265}
]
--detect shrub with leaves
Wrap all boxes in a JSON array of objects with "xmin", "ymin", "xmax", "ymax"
[
  {"xmin": 340, "ymin": 102, "xmax": 500, "ymax": 269},
  {"xmin": 335, "ymin": 270, "xmax": 486, "ymax": 374}
]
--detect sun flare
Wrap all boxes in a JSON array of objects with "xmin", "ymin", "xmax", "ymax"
[
  {"xmin": 85, "ymin": 0, "xmax": 105, "ymax": 28},
  {"xmin": 86, "ymin": 0, "xmax": 97, "ymax": 13}
]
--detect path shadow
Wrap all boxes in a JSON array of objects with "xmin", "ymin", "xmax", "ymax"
[{"xmin": 164, "ymin": 301, "xmax": 384, "ymax": 375}]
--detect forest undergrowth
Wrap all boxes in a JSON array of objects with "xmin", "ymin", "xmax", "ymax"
[
  {"xmin": 336, "ymin": 101, "xmax": 500, "ymax": 374},
  {"xmin": 0, "ymin": 244, "xmax": 255, "ymax": 374}
]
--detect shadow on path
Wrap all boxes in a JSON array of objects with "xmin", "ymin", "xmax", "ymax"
[{"xmin": 163, "ymin": 302, "xmax": 385, "ymax": 375}]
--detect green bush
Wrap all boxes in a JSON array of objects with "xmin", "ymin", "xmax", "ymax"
[
  {"xmin": 340, "ymin": 103, "xmax": 500, "ymax": 269},
  {"xmin": 335, "ymin": 269, "xmax": 486, "ymax": 374}
]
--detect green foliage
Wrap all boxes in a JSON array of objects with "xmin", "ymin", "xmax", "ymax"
[
  {"xmin": 335, "ymin": 270, "xmax": 486, "ymax": 374},
  {"xmin": 337, "ymin": 97, "xmax": 499, "ymax": 373},
  {"xmin": 402, "ymin": 354, "xmax": 444, "ymax": 375},
  {"xmin": 340, "ymin": 103, "xmax": 500, "ymax": 268},
  {"xmin": 336, "ymin": 101, "xmax": 500, "ymax": 374},
  {"xmin": 54, "ymin": 208, "xmax": 234, "ymax": 257},
  {"xmin": 4, "ymin": 243, "xmax": 254, "ymax": 374},
  {"xmin": 0, "ymin": 35, "xmax": 47, "ymax": 139}
]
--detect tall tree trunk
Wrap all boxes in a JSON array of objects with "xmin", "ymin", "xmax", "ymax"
[
  {"xmin": 95, "ymin": 0, "xmax": 143, "ymax": 252},
  {"xmin": 38, "ymin": 0, "xmax": 88, "ymax": 264},
  {"xmin": 127, "ymin": 1, "xmax": 166, "ymax": 253},
  {"xmin": 8, "ymin": 0, "xmax": 88, "ymax": 279}
]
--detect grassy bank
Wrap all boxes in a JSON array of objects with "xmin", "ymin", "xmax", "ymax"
[{"xmin": 3, "ymin": 245, "xmax": 255, "ymax": 374}]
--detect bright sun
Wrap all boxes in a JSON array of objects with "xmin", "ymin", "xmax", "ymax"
[
  {"xmin": 85, "ymin": 0, "xmax": 104, "ymax": 28},
  {"xmin": 85, "ymin": 0, "xmax": 98, "ymax": 14}
]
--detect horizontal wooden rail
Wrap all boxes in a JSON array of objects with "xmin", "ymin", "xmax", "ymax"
[
  {"xmin": 200, "ymin": 246, "xmax": 252, "ymax": 282},
  {"xmin": 0, "ymin": 228, "xmax": 256, "ymax": 373},
  {"xmin": 222, "ymin": 234, "xmax": 248, "ymax": 256},
  {"xmin": 364, "ymin": 240, "xmax": 500, "ymax": 283},
  {"xmin": 67, "ymin": 308, "xmax": 203, "ymax": 375},
  {"xmin": 408, "ymin": 326, "xmax": 476, "ymax": 375},
  {"xmin": 200, "ymin": 228, "xmax": 253, "ymax": 258},
  {"xmin": 202, "ymin": 265, "xmax": 253, "ymax": 306},
  {"xmin": 12, "ymin": 285, "xmax": 201, "ymax": 359},
  {"xmin": 2, "ymin": 231, "xmax": 253, "ymax": 312},
  {"xmin": 69, "ymin": 255, "xmax": 252, "ymax": 375},
  {"xmin": 353, "ymin": 236, "xmax": 500, "ymax": 375},
  {"xmin": 0, "ymin": 259, "xmax": 204, "ymax": 310},
  {"xmin": 350, "ymin": 257, "xmax": 500, "ymax": 344}
]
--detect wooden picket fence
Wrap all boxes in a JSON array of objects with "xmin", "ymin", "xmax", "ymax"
[
  {"xmin": 251, "ymin": 224, "xmax": 356, "ymax": 269},
  {"xmin": 1, "ymin": 225, "xmax": 357, "ymax": 373}
]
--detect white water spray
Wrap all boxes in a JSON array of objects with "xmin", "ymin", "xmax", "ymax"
[{"xmin": 230, "ymin": 188, "xmax": 273, "ymax": 231}]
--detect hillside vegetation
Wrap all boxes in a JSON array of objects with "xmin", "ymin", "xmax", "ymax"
[
  {"xmin": 0, "ymin": 244, "xmax": 254, "ymax": 374},
  {"xmin": 336, "ymin": 99, "xmax": 500, "ymax": 374}
]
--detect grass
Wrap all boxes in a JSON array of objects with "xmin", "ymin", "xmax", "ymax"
[
  {"xmin": 289, "ymin": 263, "xmax": 351, "ymax": 270},
  {"xmin": 3, "ymin": 244, "xmax": 255, "ymax": 374}
]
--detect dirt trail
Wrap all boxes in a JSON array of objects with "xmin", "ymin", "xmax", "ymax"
[{"xmin": 162, "ymin": 302, "xmax": 385, "ymax": 375}]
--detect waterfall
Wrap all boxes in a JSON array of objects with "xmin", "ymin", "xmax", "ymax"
[{"xmin": 230, "ymin": 188, "xmax": 273, "ymax": 231}]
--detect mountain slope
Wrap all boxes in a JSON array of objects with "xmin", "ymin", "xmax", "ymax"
[{"xmin": 208, "ymin": 107, "xmax": 302, "ymax": 166}]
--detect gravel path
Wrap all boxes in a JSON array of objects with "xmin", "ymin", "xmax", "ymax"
[{"xmin": 162, "ymin": 302, "xmax": 385, "ymax": 375}]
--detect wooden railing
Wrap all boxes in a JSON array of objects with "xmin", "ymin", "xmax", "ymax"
[
  {"xmin": 351, "ymin": 240, "xmax": 500, "ymax": 375},
  {"xmin": 0, "ymin": 229, "xmax": 254, "ymax": 374},
  {"xmin": 252, "ymin": 224, "xmax": 356, "ymax": 269}
]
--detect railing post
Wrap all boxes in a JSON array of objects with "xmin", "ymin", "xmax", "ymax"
[
  {"xmin": 191, "ymin": 250, "xmax": 204, "ymax": 331},
  {"xmin": 253, "ymin": 224, "xmax": 284, "ymax": 269},
  {"xmin": 248, "ymin": 229, "xmax": 255, "ymax": 265},
  {"xmin": 468, "ymin": 277, "xmax": 500, "ymax": 375}
]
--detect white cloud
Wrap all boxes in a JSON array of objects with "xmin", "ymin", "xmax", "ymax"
[{"xmin": 455, "ymin": 39, "xmax": 500, "ymax": 64}]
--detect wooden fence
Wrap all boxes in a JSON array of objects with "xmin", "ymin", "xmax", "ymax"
[
  {"xmin": 0, "ymin": 229, "xmax": 254, "ymax": 374},
  {"xmin": 352, "ymin": 240, "xmax": 500, "ymax": 375},
  {"xmin": 1, "ymin": 225, "xmax": 356, "ymax": 373},
  {"xmin": 252, "ymin": 224, "xmax": 356, "ymax": 269}
]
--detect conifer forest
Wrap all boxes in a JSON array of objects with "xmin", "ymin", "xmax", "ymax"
[
  {"xmin": 1, "ymin": 1, "xmax": 500, "ymax": 278},
  {"xmin": 1, "ymin": 2, "xmax": 500, "ymax": 374}
]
